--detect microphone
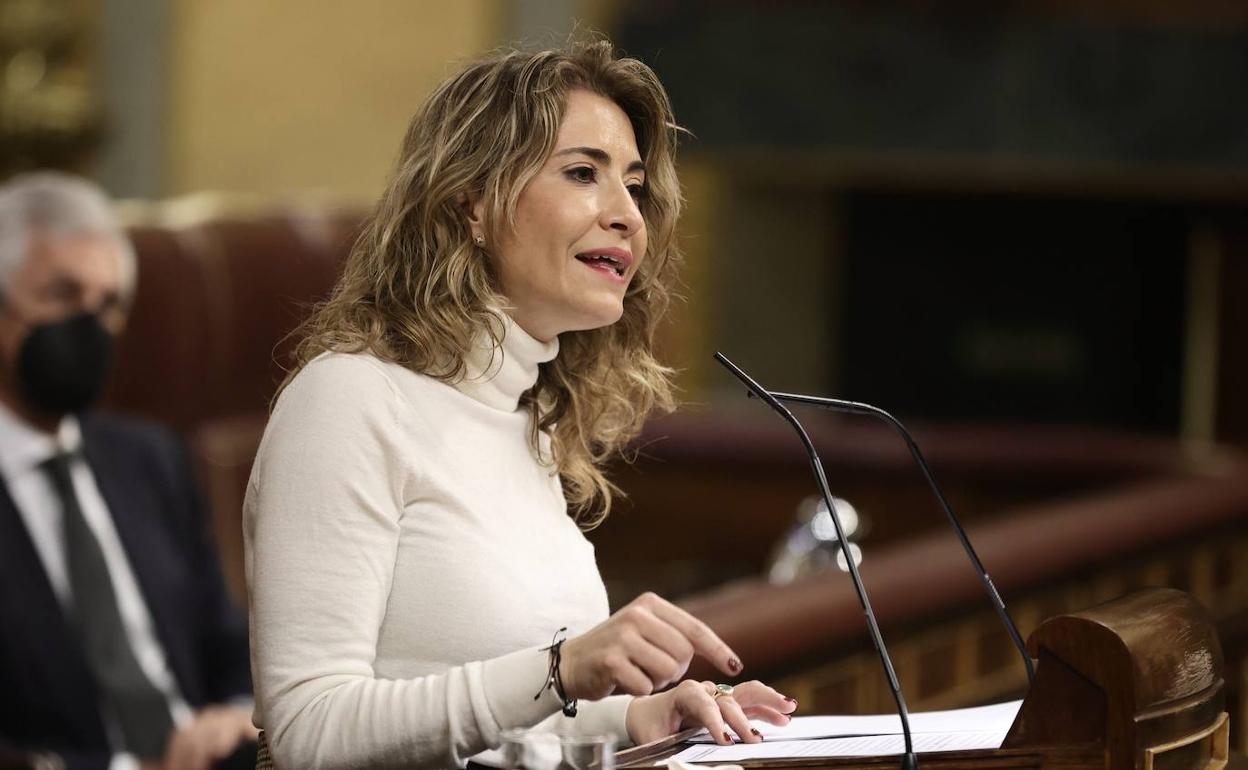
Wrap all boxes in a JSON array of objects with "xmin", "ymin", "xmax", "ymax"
[
  {"xmin": 714, "ymin": 352, "xmax": 918, "ymax": 770},
  {"xmin": 756, "ymin": 389, "xmax": 1036, "ymax": 685}
]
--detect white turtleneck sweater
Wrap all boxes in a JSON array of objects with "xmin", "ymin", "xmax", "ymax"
[{"xmin": 243, "ymin": 318, "xmax": 631, "ymax": 769}]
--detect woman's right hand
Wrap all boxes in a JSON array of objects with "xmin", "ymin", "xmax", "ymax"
[{"xmin": 558, "ymin": 592, "xmax": 743, "ymax": 701}]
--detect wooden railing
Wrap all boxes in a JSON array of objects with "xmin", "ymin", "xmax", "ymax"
[{"xmin": 674, "ymin": 471, "xmax": 1248, "ymax": 744}]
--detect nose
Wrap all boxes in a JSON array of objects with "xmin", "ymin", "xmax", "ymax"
[
  {"xmin": 79, "ymin": 289, "xmax": 125, "ymax": 332},
  {"xmin": 600, "ymin": 180, "xmax": 644, "ymax": 237}
]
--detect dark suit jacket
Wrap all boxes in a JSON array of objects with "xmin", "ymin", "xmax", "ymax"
[{"xmin": 0, "ymin": 412, "xmax": 252, "ymax": 770}]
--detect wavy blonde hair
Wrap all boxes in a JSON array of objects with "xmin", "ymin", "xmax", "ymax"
[{"xmin": 282, "ymin": 39, "xmax": 682, "ymax": 527}]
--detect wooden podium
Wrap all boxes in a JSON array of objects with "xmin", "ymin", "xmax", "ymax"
[{"xmin": 620, "ymin": 588, "xmax": 1229, "ymax": 770}]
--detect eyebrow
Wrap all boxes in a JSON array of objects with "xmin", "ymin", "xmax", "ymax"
[{"xmin": 554, "ymin": 146, "xmax": 646, "ymax": 175}]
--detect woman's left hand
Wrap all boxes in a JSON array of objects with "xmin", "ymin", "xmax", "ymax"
[{"xmin": 625, "ymin": 679, "xmax": 798, "ymax": 746}]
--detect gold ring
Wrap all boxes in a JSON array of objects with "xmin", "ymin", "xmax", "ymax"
[{"xmin": 711, "ymin": 683, "xmax": 735, "ymax": 700}]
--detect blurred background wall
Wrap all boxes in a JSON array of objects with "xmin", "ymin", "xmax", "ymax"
[
  {"xmin": 100, "ymin": 0, "xmax": 500, "ymax": 198},
  {"xmin": 11, "ymin": 0, "xmax": 1247, "ymax": 437},
  {"xmin": 5, "ymin": 0, "xmax": 1248, "ymax": 734}
]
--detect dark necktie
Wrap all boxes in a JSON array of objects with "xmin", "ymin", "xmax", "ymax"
[{"xmin": 41, "ymin": 451, "xmax": 175, "ymax": 759}]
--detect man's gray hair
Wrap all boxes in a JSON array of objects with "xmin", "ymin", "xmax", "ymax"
[{"xmin": 0, "ymin": 171, "xmax": 137, "ymax": 302}]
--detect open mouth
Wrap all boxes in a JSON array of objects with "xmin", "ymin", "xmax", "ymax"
[{"xmin": 575, "ymin": 253, "xmax": 627, "ymax": 278}]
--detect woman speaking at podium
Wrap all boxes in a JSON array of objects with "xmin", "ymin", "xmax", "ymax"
[{"xmin": 243, "ymin": 38, "xmax": 796, "ymax": 768}]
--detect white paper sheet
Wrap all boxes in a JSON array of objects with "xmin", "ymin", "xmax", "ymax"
[
  {"xmin": 688, "ymin": 699, "xmax": 1022, "ymax": 743},
  {"xmin": 671, "ymin": 728, "xmax": 1010, "ymax": 764}
]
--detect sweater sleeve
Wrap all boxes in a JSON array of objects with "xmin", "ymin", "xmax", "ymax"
[
  {"xmin": 533, "ymin": 695, "xmax": 634, "ymax": 743},
  {"xmin": 245, "ymin": 355, "xmax": 567, "ymax": 769}
]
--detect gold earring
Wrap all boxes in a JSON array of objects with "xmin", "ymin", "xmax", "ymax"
[{"xmin": 474, "ymin": 234, "xmax": 485, "ymax": 247}]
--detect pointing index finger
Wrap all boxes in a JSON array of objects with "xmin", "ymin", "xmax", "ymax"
[{"xmin": 650, "ymin": 600, "xmax": 742, "ymax": 676}]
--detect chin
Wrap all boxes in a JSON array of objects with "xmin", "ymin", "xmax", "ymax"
[{"xmin": 566, "ymin": 301, "xmax": 626, "ymax": 333}]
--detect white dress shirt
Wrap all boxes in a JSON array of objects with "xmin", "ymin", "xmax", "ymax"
[{"xmin": 0, "ymin": 403, "xmax": 192, "ymax": 770}]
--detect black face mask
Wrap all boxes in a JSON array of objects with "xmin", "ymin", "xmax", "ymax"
[{"xmin": 16, "ymin": 313, "xmax": 114, "ymax": 417}]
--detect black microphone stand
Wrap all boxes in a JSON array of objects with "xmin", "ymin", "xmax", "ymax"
[
  {"xmin": 715, "ymin": 353, "xmax": 919, "ymax": 770},
  {"xmin": 758, "ymin": 390, "xmax": 1037, "ymax": 685}
]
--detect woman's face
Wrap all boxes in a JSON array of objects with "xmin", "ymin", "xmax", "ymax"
[{"xmin": 484, "ymin": 89, "xmax": 648, "ymax": 342}]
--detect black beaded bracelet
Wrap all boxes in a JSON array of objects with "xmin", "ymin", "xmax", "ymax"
[{"xmin": 534, "ymin": 626, "xmax": 578, "ymax": 717}]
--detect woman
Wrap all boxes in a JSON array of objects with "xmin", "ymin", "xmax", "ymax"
[{"xmin": 244, "ymin": 39, "xmax": 796, "ymax": 769}]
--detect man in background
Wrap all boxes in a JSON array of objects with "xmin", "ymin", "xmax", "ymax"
[{"xmin": 0, "ymin": 173, "xmax": 255, "ymax": 770}]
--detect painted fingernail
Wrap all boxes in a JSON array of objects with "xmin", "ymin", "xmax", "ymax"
[
  {"xmin": 727, "ymin": 657, "xmax": 742, "ymax": 673},
  {"xmin": 750, "ymin": 728, "xmax": 762, "ymax": 737},
  {"xmin": 722, "ymin": 731, "xmax": 733, "ymax": 744}
]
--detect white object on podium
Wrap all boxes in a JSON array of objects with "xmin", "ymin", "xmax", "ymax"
[{"xmin": 671, "ymin": 700, "xmax": 1021, "ymax": 764}]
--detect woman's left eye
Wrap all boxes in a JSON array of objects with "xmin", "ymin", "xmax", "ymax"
[{"xmin": 565, "ymin": 166, "xmax": 647, "ymax": 200}]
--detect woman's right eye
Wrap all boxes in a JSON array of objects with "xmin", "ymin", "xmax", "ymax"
[{"xmin": 565, "ymin": 166, "xmax": 597, "ymax": 184}]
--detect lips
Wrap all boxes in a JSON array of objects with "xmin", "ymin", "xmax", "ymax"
[{"xmin": 574, "ymin": 247, "xmax": 633, "ymax": 278}]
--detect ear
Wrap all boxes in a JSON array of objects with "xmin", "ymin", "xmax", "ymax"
[{"xmin": 456, "ymin": 192, "xmax": 486, "ymax": 230}]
